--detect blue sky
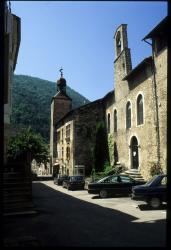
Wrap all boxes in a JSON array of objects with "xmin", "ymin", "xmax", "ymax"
[{"xmin": 12, "ymin": 1, "xmax": 167, "ymax": 101}]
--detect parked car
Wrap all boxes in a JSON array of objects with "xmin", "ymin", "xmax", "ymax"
[
  {"xmin": 131, "ymin": 174, "xmax": 167, "ymax": 208},
  {"xmin": 62, "ymin": 176, "xmax": 85, "ymax": 190},
  {"xmin": 54, "ymin": 174, "xmax": 69, "ymax": 185},
  {"xmin": 88, "ymin": 174, "xmax": 146, "ymax": 198}
]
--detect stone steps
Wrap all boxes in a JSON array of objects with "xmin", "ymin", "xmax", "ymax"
[
  {"xmin": 3, "ymin": 171, "xmax": 35, "ymax": 215},
  {"xmin": 122, "ymin": 170, "xmax": 145, "ymax": 182}
]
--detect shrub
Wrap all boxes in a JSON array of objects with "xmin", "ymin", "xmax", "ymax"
[
  {"xmin": 93, "ymin": 122, "xmax": 109, "ymax": 172},
  {"xmin": 150, "ymin": 162, "xmax": 163, "ymax": 176},
  {"xmin": 7, "ymin": 127, "xmax": 49, "ymax": 165},
  {"xmin": 103, "ymin": 161, "xmax": 113, "ymax": 175}
]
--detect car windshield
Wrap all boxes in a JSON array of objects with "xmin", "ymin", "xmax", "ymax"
[
  {"xmin": 70, "ymin": 176, "xmax": 84, "ymax": 181},
  {"xmin": 58, "ymin": 175, "xmax": 68, "ymax": 178},
  {"xmin": 97, "ymin": 176, "xmax": 112, "ymax": 183},
  {"xmin": 145, "ymin": 175, "xmax": 163, "ymax": 186},
  {"xmin": 120, "ymin": 175, "xmax": 134, "ymax": 183}
]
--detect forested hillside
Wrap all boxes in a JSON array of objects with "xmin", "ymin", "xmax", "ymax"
[{"xmin": 11, "ymin": 74, "xmax": 90, "ymax": 142}]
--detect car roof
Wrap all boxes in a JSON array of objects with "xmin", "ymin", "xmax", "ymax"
[{"xmin": 69, "ymin": 175, "xmax": 84, "ymax": 177}]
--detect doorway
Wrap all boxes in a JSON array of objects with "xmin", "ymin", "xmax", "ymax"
[{"xmin": 130, "ymin": 136, "xmax": 139, "ymax": 169}]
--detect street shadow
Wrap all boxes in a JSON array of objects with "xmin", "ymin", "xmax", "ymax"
[
  {"xmin": 91, "ymin": 193, "xmax": 130, "ymax": 199},
  {"xmin": 138, "ymin": 203, "xmax": 167, "ymax": 211},
  {"xmin": 91, "ymin": 195, "xmax": 100, "ymax": 199},
  {"xmin": 3, "ymin": 181, "xmax": 167, "ymax": 247}
]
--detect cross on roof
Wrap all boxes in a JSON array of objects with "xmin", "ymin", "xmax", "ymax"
[{"xmin": 59, "ymin": 67, "xmax": 63, "ymax": 77}]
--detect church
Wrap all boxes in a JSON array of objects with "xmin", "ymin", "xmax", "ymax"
[{"xmin": 50, "ymin": 16, "xmax": 167, "ymax": 181}]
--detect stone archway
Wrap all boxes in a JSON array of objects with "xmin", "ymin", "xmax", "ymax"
[{"xmin": 130, "ymin": 136, "xmax": 139, "ymax": 169}]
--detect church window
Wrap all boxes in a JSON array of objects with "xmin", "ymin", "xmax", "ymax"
[
  {"xmin": 114, "ymin": 109, "xmax": 117, "ymax": 132},
  {"xmin": 137, "ymin": 94, "xmax": 144, "ymax": 125},
  {"xmin": 126, "ymin": 101, "xmax": 131, "ymax": 129},
  {"xmin": 107, "ymin": 113, "xmax": 111, "ymax": 133}
]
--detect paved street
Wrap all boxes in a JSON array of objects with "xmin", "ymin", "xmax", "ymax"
[{"xmin": 3, "ymin": 180, "xmax": 166, "ymax": 247}]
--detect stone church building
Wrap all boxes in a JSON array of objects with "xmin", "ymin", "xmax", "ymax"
[{"xmin": 50, "ymin": 17, "xmax": 167, "ymax": 181}]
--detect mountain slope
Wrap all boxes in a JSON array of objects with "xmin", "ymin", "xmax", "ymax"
[{"xmin": 11, "ymin": 74, "xmax": 90, "ymax": 142}]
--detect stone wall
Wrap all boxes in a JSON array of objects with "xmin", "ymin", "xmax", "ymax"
[
  {"xmin": 50, "ymin": 94, "xmax": 72, "ymax": 169},
  {"xmin": 154, "ymin": 48, "xmax": 167, "ymax": 174}
]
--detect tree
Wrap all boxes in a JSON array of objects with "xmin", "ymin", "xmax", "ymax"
[
  {"xmin": 93, "ymin": 122, "xmax": 109, "ymax": 172},
  {"xmin": 7, "ymin": 127, "xmax": 49, "ymax": 165}
]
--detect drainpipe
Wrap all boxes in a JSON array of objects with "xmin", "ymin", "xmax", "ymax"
[{"xmin": 144, "ymin": 39, "xmax": 160, "ymax": 167}]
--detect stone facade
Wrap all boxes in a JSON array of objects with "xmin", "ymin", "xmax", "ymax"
[
  {"xmin": 51, "ymin": 17, "xmax": 167, "ymax": 180},
  {"xmin": 55, "ymin": 99, "xmax": 105, "ymax": 176},
  {"xmin": 105, "ymin": 17, "xmax": 167, "ymax": 180}
]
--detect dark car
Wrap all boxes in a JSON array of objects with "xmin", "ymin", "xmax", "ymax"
[
  {"xmin": 54, "ymin": 174, "xmax": 69, "ymax": 185},
  {"xmin": 88, "ymin": 174, "xmax": 146, "ymax": 198},
  {"xmin": 62, "ymin": 175, "xmax": 85, "ymax": 190},
  {"xmin": 131, "ymin": 174, "xmax": 167, "ymax": 208}
]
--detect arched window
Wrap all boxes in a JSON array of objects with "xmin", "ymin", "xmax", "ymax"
[
  {"xmin": 116, "ymin": 31, "xmax": 121, "ymax": 56},
  {"xmin": 126, "ymin": 101, "xmax": 131, "ymax": 129},
  {"xmin": 114, "ymin": 109, "xmax": 117, "ymax": 132},
  {"xmin": 137, "ymin": 94, "xmax": 144, "ymax": 125},
  {"xmin": 107, "ymin": 113, "xmax": 110, "ymax": 133}
]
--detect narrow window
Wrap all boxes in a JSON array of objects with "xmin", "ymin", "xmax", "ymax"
[
  {"xmin": 107, "ymin": 113, "xmax": 110, "ymax": 133},
  {"xmin": 66, "ymin": 124, "xmax": 70, "ymax": 141},
  {"xmin": 62, "ymin": 147, "xmax": 64, "ymax": 159},
  {"xmin": 126, "ymin": 101, "xmax": 131, "ymax": 129},
  {"xmin": 116, "ymin": 31, "xmax": 121, "ymax": 56},
  {"xmin": 57, "ymin": 131, "xmax": 60, "ymax": 143},
  {"xmin": 137, "ymin": 95, "xmax": 144, "ymax": 125},
  {"xmin": 61, "ymin": 129, "xmax": 64, "ymax": 142},
  {"xmin": 66, "ymin": 147, "xmax": 70, "ymax": 160},
  {"xmin": 114, "ymin": 110, "xmax": 117, "ymax": 132}
]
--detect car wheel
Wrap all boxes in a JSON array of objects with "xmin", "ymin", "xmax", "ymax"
[
  {"xmin": 67, "ymin": 184, "xmax": 71, "ymax": 190},
  {"xmin": 148, "ymin": 197, "xmax": 161, "ymax": 208},
  {"xmin": 62, "ymin": 183, "xmax": 65, "ymax": 188},
  {"xmin": 99, "ymin": 190, "xmax": 108, "ymax": 198}
]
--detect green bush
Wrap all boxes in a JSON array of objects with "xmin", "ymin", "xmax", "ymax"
[
  {"xmin": 93, "ymin": 122, "xmax": 109, "ymax": 172},
  {"xmin": 103, "ymin": 161, "xmax": 113, "ymax": 175}
]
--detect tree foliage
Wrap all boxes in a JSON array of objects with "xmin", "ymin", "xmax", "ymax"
[
  {"xmin": 11, "ymin": 74, "xmax": 90, "ymax": 142},
  {"xmin": 7, "ymin": 127, "xmax": 49, "ymax": 165},
  {"xmin": 93, "ymin": 121, "xmax": 109, "ymax": 172}
]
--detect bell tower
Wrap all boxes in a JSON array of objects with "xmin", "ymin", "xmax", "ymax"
[
  {"xmin": 50, "ymin": 69, "xmax": 72, "ymax": 171},
  {"xmin": 114, "ymin": 24, "xmax": 132, "ymax": 101}
]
